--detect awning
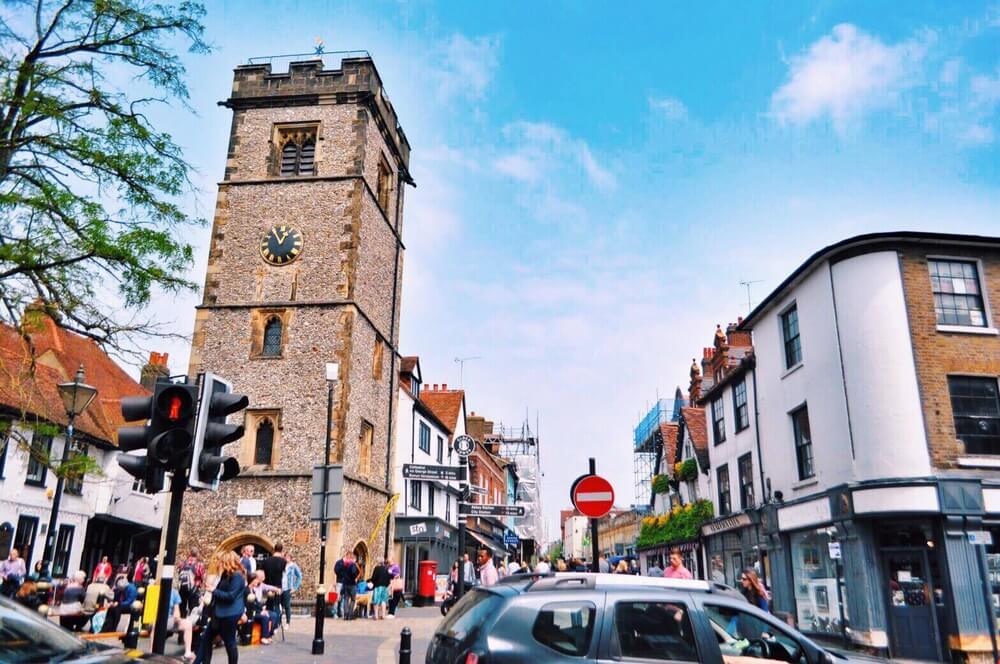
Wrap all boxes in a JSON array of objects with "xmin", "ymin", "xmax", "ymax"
[{"xmin": 467, "ymin": 530, "xmax": 506, "ymax": 556}]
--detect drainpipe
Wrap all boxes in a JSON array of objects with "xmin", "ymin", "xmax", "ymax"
[
  {"xmin": 383, "ymin": 169, "xmax": 405, "ymax": 559},
  {"xmin": 751, "ymin": 363, "xmax": 767, "ymax": 504}
]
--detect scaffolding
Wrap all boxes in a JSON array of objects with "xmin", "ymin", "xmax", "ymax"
[
  {"xmin": 496, "ymin": 418, "xmax": 543, "ymax": 548},
  {"xmin": 633, "ymin": 395, "xmax": 685, "ymax": 506}
]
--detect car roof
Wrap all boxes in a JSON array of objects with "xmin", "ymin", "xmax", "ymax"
[{"xmin": 499, "ymin": 572, "xmax": 714, "ymax": 594}]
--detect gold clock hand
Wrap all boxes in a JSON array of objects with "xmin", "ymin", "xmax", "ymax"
[{"xmin": 272, "ymin": 228, "xmax": 282, "ymax": 242}]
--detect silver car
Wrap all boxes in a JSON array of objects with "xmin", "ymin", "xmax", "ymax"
[{"xmin": 427, "ymin": 573, "xmax": 865, "ymax": 664}]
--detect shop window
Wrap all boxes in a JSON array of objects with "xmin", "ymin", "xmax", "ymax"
[
  {"xmin": 781, "ymin": 305, "xmax": 802, "ymax": 369},
  {"xmin": 792, "ymin": 406, "xmax": 814, "ymax": 480},
  {"xmin": 613, "ymin": 601, "xmax": 699, "ymax": 661},
  {"xmin": 947, "ymin": 375, "xmax": 1000, "ymax": 455},
  {"xmin": 733, "ymin": 379, "xmax": 749, "ymax": 431},
  {"xmin": 25, "ymin": 433, "xmax": 51, "ymax": 486},
  {"xmin": 712, "ymin": 398, "xmax": 726, "ymax": 444},
  {"xmin": 410, "ymin": 480, "xmax": 422, "ymax": 510},
  {"xmin": 717, "ymin": 464, "xmax": 731, "ymax": 516},
  {"xmin": 790, "ymin": 530, "xmax": 848, "ymax": 637},
  {"xmin": 52, "ymin": 524, "xmax": 74, "ymax": 578},
  {"xmin": 359, "ymin": 421, "xmax": 373, "ymax": 477},
  {"xmin": 929, "ymin": 259, "xmax": 987, "ymax": 327},
  {"xmin": 13, "ymin": 515, "xmax": 38, "ymax": 569},
  {"xmin": 532, "ymin": 601, "xmax": 596, "ymax": 657},
  {"xmin": 738, "ymin": 453, "xmax": 754, "ymax": 509},
  {"xmin": 418, "ymin": 421, "xmax": 430, "ymax": 453},
  {"xmin": 703, "ymin": 603, "xmax": 805, "ymax": 660}
]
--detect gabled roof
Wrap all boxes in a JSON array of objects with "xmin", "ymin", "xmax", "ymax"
[
  {"xmin": 0, "ymin": 312, "xmax": 148, "ymax": 444},
  {"xmin": 400, "ymin": 356, "xmax": 419, "ymax": 379},
  {"xmin": 420, "ymin": 388, "xmax": 465, "ymax": 436},
  {"xmin": 679, "ymin": 406, "xmax": 710, "ymax": 471},
  {"xmin": 655, "ymin": 422, "xmax": 679, "ymax": 475}
]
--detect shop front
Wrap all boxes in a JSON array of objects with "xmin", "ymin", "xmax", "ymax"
[
  {"xmin": 701, "ymin": 512, "xmax": 766, "ymax": 588},
  {"xmin": 637, "ymin": 539, "xmax": 702, "ymax": 578},
  {"xmin": 395, "ymin": 516, "xmax": 458, "ymax": 595}
]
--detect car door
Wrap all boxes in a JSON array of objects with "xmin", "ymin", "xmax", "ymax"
[
  {"xmin": 595, "ymin": 590, "xmax": 722, "ymax": 664},
  {"xmin": 480, "ymin": 591, "xmax": 604, "ymax": 662},
  {"xmin": 692, "ymin": 595, "xmax": 825, "ymax": 664}
]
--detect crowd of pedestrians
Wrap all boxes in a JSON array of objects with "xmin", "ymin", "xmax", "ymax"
[{"xmin": 331, "ymin": 549, "xmax": 404, "ymax": 620}]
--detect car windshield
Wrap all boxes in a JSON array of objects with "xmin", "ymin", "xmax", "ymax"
[
  {"xmin": 435, "ymin": 589, "xmax": 503, "ymax": 643},
  {"xmin": 0, "ymin": 596, "xmax": 91, "ymax": 662}
]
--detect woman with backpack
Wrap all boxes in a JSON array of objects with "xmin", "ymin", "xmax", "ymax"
[{"xmin": 194, "ymin": 551, "xmax": 246, "ymax": 664}]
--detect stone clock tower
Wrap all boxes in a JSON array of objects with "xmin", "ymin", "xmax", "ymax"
[{"xmin": 179, "ymin": 55, "xmax": 411, "ymax": 592}]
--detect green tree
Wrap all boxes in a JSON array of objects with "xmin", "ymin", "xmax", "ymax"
[{"xmin": 0, "ymin": 0, "xmax": 209, "ymax": 354}]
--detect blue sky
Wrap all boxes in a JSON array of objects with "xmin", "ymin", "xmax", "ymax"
[{"xmin": 147, "ymin": 1, "xmax": 1000, "ymax": 540}]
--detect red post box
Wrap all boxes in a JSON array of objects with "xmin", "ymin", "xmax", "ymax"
[{"xmin": 416, "ymin": 560, "xmax": 438, "ymax": 606}]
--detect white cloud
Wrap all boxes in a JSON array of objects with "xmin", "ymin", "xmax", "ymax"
[
  {"xmin": 971, "ymin": 67, "xmax": 1000, "ymax": 106},
  {"xmin": 771, "ymin": 23, "xmax": 929, "ymax": 132},
  {"xmin": 494, "ymin": 121, "xmax": 617, "ymax": 192},
  {"xmin": 435, "ymin": 33, "xmax": 501, "ymax": 101},
  {"xmin": 957, "ymin": 124, "xmax": 995, "ymax": 145},
  {"xmin": 649, "ymin": 96, "xmax": 689, "ymax": 120}
]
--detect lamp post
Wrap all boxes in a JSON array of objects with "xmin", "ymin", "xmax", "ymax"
[
  {"xmin": 43, "ymin": 366, "xmax": 98, "ymax": 570},
  {"xmin": 313, "ymin": 362, "xmax": 338, "ymax": 656}
]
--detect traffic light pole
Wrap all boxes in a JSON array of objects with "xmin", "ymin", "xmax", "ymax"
[{"xmin": 152, "ymin": 470, "xmax": 187, "ymax": 655}]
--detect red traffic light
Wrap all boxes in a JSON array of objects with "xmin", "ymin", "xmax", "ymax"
[
  {"xmin": 155, "ymin": 386, "xmax": 194, "ymax": 421},
  {"xmin": 167, "ymin": 395, "xmax": 182, "ymax": 421}
]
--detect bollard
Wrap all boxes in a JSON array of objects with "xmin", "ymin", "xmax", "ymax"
[
  {"xmin": 122, "ymin": 600, "xmax": 143, "ymax": 649},
  {"xmin": 399, "ymin": 627, "xmax": 412, "ymax": 664}
]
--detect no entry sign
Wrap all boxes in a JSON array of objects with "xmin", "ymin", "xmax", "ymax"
[{"xmin": 571, "ymin": 474, "xmax": 615, "ymax": 519}]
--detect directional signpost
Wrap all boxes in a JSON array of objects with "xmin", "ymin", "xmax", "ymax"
[
  {"xmin": 570, "ymin": 459, "xmax": 615, "ymax": 572},
  {"xmin": 403, "ymin": 463, "xmax": 466, "ymax": 482},
  {"xmin": 504, "ymin": 532, "xmax": 520, "ymax": 547},
  {"xmin": 469, "ymin": 485, "xmax": 487, "ymax": 496},
  {"xmin": 453, "ymin": 435, "xmax": 476, "ymax": 600},
  {"xmin": 460, "ymin": 503, "xmax": 526, "ymax": 517}
]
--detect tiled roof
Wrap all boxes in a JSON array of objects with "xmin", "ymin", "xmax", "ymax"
[
  {"xmin": 680, "ymin": 406, "xmax": 710, "ymax": 471},
  {"xmin": 400, "ymin": 356, "xmax": 418, "ymax": 375},
  {"xmin": 656, "ymin": 422, "xmax": 679, "ymax": 473},
  {"xmin": 420, "ymin": 388, "xmax": 465, "ymax": 435},
  {"xmin": 0, "ymin": 312, "xmax": 148, "ymax": 444}
]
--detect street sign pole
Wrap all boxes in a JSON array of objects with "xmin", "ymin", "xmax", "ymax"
[
  {"xmin": 589, "ymin": 458, "xmax": 600, "ymax": 573},
  {"xmin": 456, "ymin": 451, "xmax": 468, "ymax": 598},
  {"xmin": 152, "ymin": 469, "xmax": 186, "ymax": 655}
]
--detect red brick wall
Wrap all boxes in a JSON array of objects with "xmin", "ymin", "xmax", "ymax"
[{"xmin": 899, "ymin": 246, "xmax": 1000, "ymax": 468}]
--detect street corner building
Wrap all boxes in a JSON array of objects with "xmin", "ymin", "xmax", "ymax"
[{"xmin": 179, "ymin": 51, "xmax": 413, "ymax": 592}]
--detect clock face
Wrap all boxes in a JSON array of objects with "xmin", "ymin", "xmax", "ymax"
[{"xmin": 259, "ymin": 225, "xmax": 303, "ymax": 266}]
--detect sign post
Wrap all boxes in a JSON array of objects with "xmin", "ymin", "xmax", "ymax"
[
  {"xmin": 570, "ymin": 459, "xmax": 615, "ymax": 573},
  {"xmin": 453, "ymin": 435, "xmax": 476, "ymax": 599}
]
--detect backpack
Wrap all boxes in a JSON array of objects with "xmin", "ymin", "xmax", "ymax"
[{"xmin": 178, "ymin": 564, "xmax": 197, "ymax": 593}]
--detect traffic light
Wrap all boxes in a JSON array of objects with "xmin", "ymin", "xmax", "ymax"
[
  {"xmin": 118, "ymin": 380, "xmax": 199, "ymax": 493},
  {"xmin": 189, "ymin": 373, "xmax": 249, "ymax": 491}
]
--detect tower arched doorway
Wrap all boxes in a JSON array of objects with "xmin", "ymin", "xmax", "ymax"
[
  {"xmin": 353, "ymin": 540, "xmax": 369, "ymax": 578},
  {"xmin": 215, "ymin": 532, "xmax": 275, "ymax": 568}
]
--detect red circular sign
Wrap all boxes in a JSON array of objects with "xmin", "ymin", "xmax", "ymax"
[{"xmin": 572, "ymin": 474, "xmax": 615, "ymax": 519}]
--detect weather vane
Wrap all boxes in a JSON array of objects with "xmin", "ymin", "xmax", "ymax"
[{"xmin": 314, "ymin": 37, "xmax": 325, "ymax": 55}]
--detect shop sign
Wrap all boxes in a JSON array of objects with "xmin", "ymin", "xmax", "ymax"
[
  {"xmin": 828, "ymin": 541, "xmax": 842, "ymax": 559},
  {"xmin": 967, "ymin": 530, "xmax": 993, "ymax": 545},
  {"xmin": 410, "ymin": 522, "xmax": 427, "ymax": 536},
  {"xmin": 701, "ymin": 513, "xmax": 751, "ymax": 536}
]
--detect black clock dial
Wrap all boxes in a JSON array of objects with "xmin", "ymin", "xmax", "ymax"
[{"xmin": 259, "ymin": 225, "xmax": 304, "ymax": 265}]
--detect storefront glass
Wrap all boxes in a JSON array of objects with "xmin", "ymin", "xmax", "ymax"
[{"xmin": 790, "ymin": 529, "xmax": 848, "ymax": 636}]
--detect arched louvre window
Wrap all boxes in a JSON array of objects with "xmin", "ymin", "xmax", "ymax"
[
  {"xmin": 262, "ymin": 317, "xmax": 282, "ymax": 356},
  {"xmin": 298, "ymin": 140, "xmax": 315, "ymax": 175},
  {"xmin": 280, "ymin": 141, "xmax": 299, "ymax": 176},
  {"xmin": 255, "ymin": 419, "xmax": 274, "ymax": 466}
]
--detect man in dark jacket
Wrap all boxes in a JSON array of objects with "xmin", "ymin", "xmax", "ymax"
[
  {"xmin": 333, "ymin": 551, "xmax": 360, "ymax": 620},
  {"xmin": 260, "ymin": 543, "xmax": 287, "ymax": 624}
]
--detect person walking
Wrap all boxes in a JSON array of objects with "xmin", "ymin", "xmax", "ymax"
[
  {"xmin": 281, "ymin": 552, "xmax": 301, "ymax": 626},
  {"xmin": 179, "ymin": 549, "xmax": 206, "ymax": 617},
  {"xmin": 260, "ymin": 543, "xmax": 286, "ymax": 626},
  {"xmin": 194, "ymin": 550, "xmax": 246, "ymax": 664},
  {"xmin": 739, "ymin": 568, "xmax": 769, "ymax": 611},
  {"xmin": 664, "ymin": 547, "xmax": 693, "ymax": 580},
  {"xmin": 369, "ymin": 560, "xmax": 391, "ymax": 620},
  {"xmin": 334, "ymin": 550, "xmax": 360, "ymax": 620},
  {"xmin": 477, "ymin": 549, "xmax": 498, "ymax": 587},
  {"xmin": 462, "ymin": 553, "xmax": 476, "ymax": 588},
  {"xmin": 534, "ymin": 556, "xmax": 550, "ymax": 574}
]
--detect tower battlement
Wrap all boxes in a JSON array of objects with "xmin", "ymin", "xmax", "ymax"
[{"xmin": 226, "ymin": 55, "xmax": 410, "ymax": 172}]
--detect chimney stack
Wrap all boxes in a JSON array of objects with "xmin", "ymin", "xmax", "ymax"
[{"xmin": 140, "ymin": 352, "xmax": 169, "ymax": 391}]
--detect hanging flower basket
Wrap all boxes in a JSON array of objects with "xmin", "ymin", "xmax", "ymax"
[{"xmin": 637, "ymin": 499, "xmax": 714, "ymax": 548}]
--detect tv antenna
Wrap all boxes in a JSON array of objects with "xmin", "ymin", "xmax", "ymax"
[
  {"xmin": 454, "ymin": 356, "xmax": 482, "ymax": 388},
  {"xmin": 739, "ymin": 279, "xmax": 764, "ymax": 313}
]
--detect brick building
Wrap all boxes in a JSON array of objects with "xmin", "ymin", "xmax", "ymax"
[
  {"xmin": 742, "ymin": 232, "xmax": 1000, "ymax": 661},
  {"xmin": 178, "ymin": 53, "xmax": 412, "ymax": 592}
]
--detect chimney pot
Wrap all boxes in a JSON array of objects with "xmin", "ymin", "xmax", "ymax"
[
  {"xmin": 432, "ymin": 384, "xmax": 438, "ymax": 391},
  {"xmin": 442, "ymin": 383, "xmax": 448, "ymax": 390}
]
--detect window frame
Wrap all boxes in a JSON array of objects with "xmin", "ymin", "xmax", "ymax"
[
  {"xmin": 254, "ymin": 417, "xmax": 275, "ymax": 466},
  {"xmin": 261, "ymin": 316, "xmax": 283, "ymax": 357},
  {"xmin": 428, "ymin": 483, "xmax": 435, "ymax": 517},
  {"xmin": 437, "ymin": 435, "xmax": 444, "ymax": 464},
  {"xmin": 947, "ymin": 374, "xmax": 1000, "ymax": 456},
  {"xmin": 717, "ymin": 464, "xmax": 731, "ymax": 516},
  {"xmin": 418, "ymin": 421, "xmax": 431, "ymax": 454},
  {"xmin": 273, "ymin": 123, "xmax": 319, "ymax": 178},
  {"xmin": 359, "ymin": 420, "xmax": 374, "ymax": 477},
  {"xmin": 25, "ymin": 432, "xmax": 52, "ymax": 487},
  {"xmin": 791, "ymin": 405, "xmax": 814, "ymax": 480},
  {"xmin": 732, "ymin": 379, "xmax": 749, "ymax": 432},
  {"xmin": 927, "ymin": 256, "xmax": 992, "ymax": 330},
  {"xmin": 611, "ymin": 599, "xmax": 700, "ymax": 662},
  {"xmin": 52, "ymin": 524, "xmax": 74, "ymax": 578},
  {"xmin": 376, "ymin": 156, "xmax": 392, "ymax": 212},
  {"xmin": 409, "ymin": 479, "xmax": 422, "ymax": 511},
  {"xmin": 711, "ymin": 398, "xmax": 726, "ymax": 445},
  {"xmin": 737, "ymin": 453, "xmax": 754, "ymax": 510},
  {"xmin": 780, "ymin": 304, "xmax": 803, "ymax": 370}
]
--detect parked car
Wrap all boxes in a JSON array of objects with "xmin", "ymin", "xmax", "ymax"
[
  {"xmin": 0, "ymin": 594, "xmax": 178, "ymax": 662},
  {"xmin": 426, "ymin": 573, "xmax": 860, "ymax": 664}
]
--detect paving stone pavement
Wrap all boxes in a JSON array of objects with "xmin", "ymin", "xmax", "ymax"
[{"xmin": 153, "ymin": 606, "xmax": 442, "ymax": 663}]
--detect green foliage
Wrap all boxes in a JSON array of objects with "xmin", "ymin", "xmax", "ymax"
[
  {"xmin": 651, "ymin": 474, "xmax": 672, "ymax": 495},
  {"xmin": 548, "ymin": 540, "xmax": 563, "ymax": 560},
  {"xmin": 674, "ymin": 458, "xmax": 698, "ymax": 481},
  {"xmin": 637, "ymin": 499, "xmax": 714, "ymax": 548},
  {"xmin": 0, "ymin": 0, "xmax": 209, "ymax": 353}
]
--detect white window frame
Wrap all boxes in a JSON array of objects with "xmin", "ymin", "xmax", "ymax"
[
  {"xmin": 778, "ymin": 300, "xmax": 804, "ymax": 377},
  {"xmin": 927, "ymin": 255, "xmax": 998, "ymax": 335}
]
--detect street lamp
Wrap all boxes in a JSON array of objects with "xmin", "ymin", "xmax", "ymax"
[
  {"xmin": 43, "ymin": 366, "xmax": 98, "ymax": 570},
  {"xmin": 313, "ymin": 362, "xmax": 338, "ymax": 656}
]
